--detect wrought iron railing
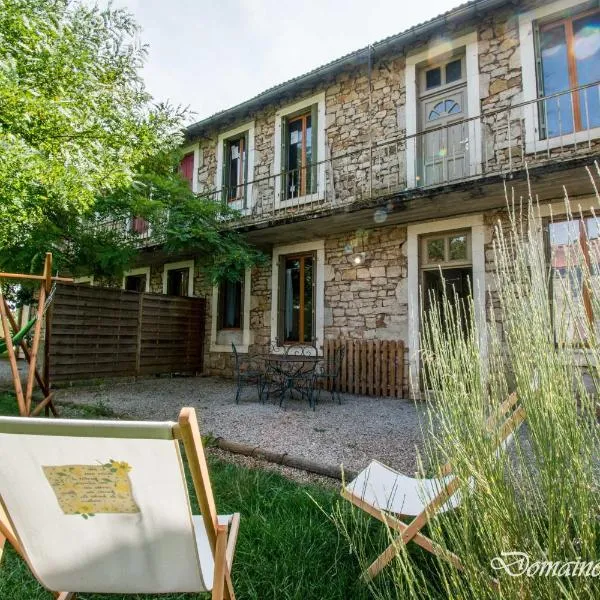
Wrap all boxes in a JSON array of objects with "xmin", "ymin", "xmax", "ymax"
[{"xmin": 96, "ymin": 82, "xmax": 600, "ymax": 242}]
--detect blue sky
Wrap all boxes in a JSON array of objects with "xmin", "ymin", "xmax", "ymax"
[{"xmin": 106, "ymin": 0, "xmax": 463, "ymax": 123}]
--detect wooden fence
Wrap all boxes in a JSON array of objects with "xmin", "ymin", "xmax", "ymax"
[
  {"xmin": 49, "ymin": 284, "xmax": 205, "ymax": 382},
  {"xmin": 323, "ymin": 338, "xmax": 407, "ymax": 398}
]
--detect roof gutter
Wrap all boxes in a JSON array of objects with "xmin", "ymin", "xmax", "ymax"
[{"xmin": 185, "ymin": 0, "xmax": 511, "ymax": 141}]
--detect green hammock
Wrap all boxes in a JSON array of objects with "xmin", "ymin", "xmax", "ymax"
[{"xmin": 0, "ymin": 286, "xmax": 56, "ymax": 354}]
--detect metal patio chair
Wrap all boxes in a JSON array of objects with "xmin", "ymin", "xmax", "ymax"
[
  {"xmin": 231, "ymin": 342, "xmax": 265, "ymax": 403},
  {"xmin": 314, "ymin": 345, "xmax": 345, "ymax": 404}
]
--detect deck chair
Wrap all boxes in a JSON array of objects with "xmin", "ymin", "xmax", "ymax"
[
  {"xmin": 0, "ymin": 407, "xmax": 240, "ymax": 600},
  {"xmin": 342, "ymin": 392, "xmax": 525, "ymax": 580}
]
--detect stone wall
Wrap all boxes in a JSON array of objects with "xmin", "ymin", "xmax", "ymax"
[{"xmin": 324, "ymin": 225, "xmax": 408, "ymax": 342}]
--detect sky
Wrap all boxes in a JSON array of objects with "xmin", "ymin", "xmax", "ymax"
[{"xmin": 105, "ymin": 0, "xmax": 464, "ymax": 124}]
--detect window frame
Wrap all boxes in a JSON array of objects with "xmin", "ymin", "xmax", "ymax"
[
  {"xmin": 278, "ymin": 252, "xmax": 316, "ymax": 344},
  {"xmin": 217, "ymin": 278, "xmax": 244, "ymax": 331},
  {"xmin": 274, "ymin": 92, "xmax": 326, "ymax": 208},
  {"xmin": 122, "ymin": 266, "xmax": 150, "ymax": 293},
  {"xmin": 519, "ymin": 0, "xmax": 600, "ymax": 153},
  {"xmin": 281, "ymin": 108, "xmax": 317, "ymax": 200},
  {"xmin": 536, "ymin": 6, "xmax": 600, "ymax": 138},
  {"xmin": 222, "ymin": 132, "xmax": 249, "ymax": 205},
  {"xmin": 162, "ymin": 260, "xmax": 194, "ymax": 297},
  {"xmin": 270, "ymin": 240, "xmax": 324, "ymax": 354},
  {"xmin": 215, "ymin": 121, "xmax": 255, "ymax": 213}
]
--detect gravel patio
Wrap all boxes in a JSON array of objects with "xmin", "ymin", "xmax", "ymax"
[{"xmin": 0, "ymin": 359, "xmax": 427, "ymax": 474}]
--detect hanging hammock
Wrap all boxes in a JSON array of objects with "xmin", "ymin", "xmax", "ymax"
[{"xmin": 0, "ymin": 286, "xmax": 56, "ymax": 354}]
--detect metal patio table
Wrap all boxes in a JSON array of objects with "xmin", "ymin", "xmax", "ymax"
[{"xmin": 262, "ymin": 353, "xmax": 320, "ymax": 409}]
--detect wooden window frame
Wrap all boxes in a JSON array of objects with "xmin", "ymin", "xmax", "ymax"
[
  {"xmin": 420, "ymin": 230, "xmax": 472, "ymax": 269},
  {"xmin": 278, "ymin": 252, "xmax": 316, "ymax": 344},
  {"xmin": 285, "ymin": 112, "xmax": 310, "ymax": 198},
  {"xmin": 537, "ymin": 7, "xmax": 600, "ymax": 133},
  {"xmin": 217, "ymin": 279, "xmax": 243, "ymax": 331},
  {"xmin": 222, "ymin": 133, "xmax": 248, "ymax": 204}
]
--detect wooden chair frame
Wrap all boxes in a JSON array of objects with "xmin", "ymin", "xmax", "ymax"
[
  {"xmin": 342, "ymin": 392, "xmax": 525, "ymax": 581},
  {"xmin": 0, "ymin": 252, "xmax": 72, "ymax": 417},
  {"xmin": 0, "ymin": 407, "xmax": 239, "ymax": 600}
]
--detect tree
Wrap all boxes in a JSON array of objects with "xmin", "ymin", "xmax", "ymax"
[{"xmin": 0, "ymin": 0, "xmax": 262, "ymax": 283}]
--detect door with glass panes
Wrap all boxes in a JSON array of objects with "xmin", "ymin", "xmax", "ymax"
[
  {"xmin": 418, "ymin": 56, "xmax": 469, "ymax": 186},
  {"xmin": 420, "ymin": 230, "xmax": 472, "ymax": 337}
]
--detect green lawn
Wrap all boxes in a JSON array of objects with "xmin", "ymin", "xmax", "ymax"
[{"xmin": 0, "ymin": 392, "xmax": 383, "ymax": 599}]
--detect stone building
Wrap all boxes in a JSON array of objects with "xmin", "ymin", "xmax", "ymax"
[{"xmin": 99, "ymin": 0, "xmax": 600, "ymax": 395}]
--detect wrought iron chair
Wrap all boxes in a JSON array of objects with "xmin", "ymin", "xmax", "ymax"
[
  {"xmin": 314, "ymin": 345, "xmax": 345, "ymax": 404},
  {"xmin": 231, "ymin": 342, "xmax": 265, "ymax": 404}
]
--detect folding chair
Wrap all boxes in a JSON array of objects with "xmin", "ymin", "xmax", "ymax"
[
  {"xmin": 0, "ymin": 407, "xmax": 240, "ymax": 600},
  {"xmin": 341, "ymin": 392, "xmax": 525, "ymax": 580}
]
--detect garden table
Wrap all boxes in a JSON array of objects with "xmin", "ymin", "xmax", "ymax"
[{"xmin": 262, "ymin": 353, "xmax": 321, "ymax": 408}]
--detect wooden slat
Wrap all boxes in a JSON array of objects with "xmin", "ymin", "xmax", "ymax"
[{"xmin": 381, "ymin": 341, "xmax": 388, "ymax": 397}]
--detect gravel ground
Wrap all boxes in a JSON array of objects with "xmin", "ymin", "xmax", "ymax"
[{"xmin": 0, "ymin": 359, "xmax": 427, "ymax": 474}]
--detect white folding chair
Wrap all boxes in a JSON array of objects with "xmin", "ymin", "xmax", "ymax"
[{"xmin": 0, "ymin": 407, "xmax": 239, "ymax": 599}]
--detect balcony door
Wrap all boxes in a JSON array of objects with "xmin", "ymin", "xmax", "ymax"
[{"xmin": 418, "ymin": 57, "xmax": 469, "ymax": 186}]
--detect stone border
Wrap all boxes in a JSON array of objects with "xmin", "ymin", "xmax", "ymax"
[{"xmin": 214, "ymin": 437, "xmax": 358, "ymax": 482}]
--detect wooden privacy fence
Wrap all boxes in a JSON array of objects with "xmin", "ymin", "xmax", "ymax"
[
  {"xmin": 49, "ymin": 284, "xmax": 206, "ymax": 382},
  {"xmin": 323, "ymin": 338, "xmax": 407, "ymax": 398}
]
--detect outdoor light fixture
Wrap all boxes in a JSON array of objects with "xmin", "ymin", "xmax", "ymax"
[{"xmin": 352, "ymin": 252, "xmax": 367, "ymax": 265}]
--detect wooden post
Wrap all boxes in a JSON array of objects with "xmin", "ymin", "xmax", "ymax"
[
  {"xmin": 23, "ymin": 254, "xmax": 51, "ymax": 414},
  {"xmin": 0, "ymin": 291, "xmax": 26, "ymax": 415}
]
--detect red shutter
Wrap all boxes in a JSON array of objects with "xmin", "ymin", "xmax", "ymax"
[{"xmin": 179, "ymin": 152, "xmax": 194, "ymax": 188}]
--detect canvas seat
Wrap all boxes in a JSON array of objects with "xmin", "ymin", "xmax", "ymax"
[
  {"xmin": 342, "ymin": 392, "xmax": 525, "ymax": 581},
  {"xmin": 0, "ymin": 407, "xmax": 239, "ymax": 600}
]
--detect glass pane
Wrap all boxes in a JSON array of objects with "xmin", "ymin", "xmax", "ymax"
[
  {"xmin": 574, "ymin": 13, "xmax": 600, "ymax": 129},
  {"xmin": 549, "ymin": 220, "xmax": 587, "ymax": 344},
  {"xmin": 540, "ymin": 24, "xmax": 574, "ymax": 137},
  {"xmin": 125, "ymin": 275, "xmax": 145, "ymax": 292},
  {"xmin": 221, "ymin": 280, "xmax": 242, "ymax": 329},
  {"xmin": 227, "ymin": 140, "xmax": 240, "ymax": 200},
  {"xmin": 167, "ymin": 269, "xmax": 187, "ymax": 296},
  {"xmin": 284, "ymin": 258, "xmax": 300, "ymax": 342},
  {"xmin": 286, "ymin": 119, "xmax": 303, "ymax": 198},
  {"xmin": 445, "ymin": 59, "xmax": 462, "ymax": 83},
  {"xmin": 426, "ymin": 238, "xmax": 445, "ymax": 263},
  {"xmin": 305, "ymin": 115, "xmax": 312, "ymax": 193},
  {"xmin": 426, "ymin": 67, "xmax": 441, "ymax": 89},
  {"xmin": 303, "ymin": 257, "xmax": 313, "ymax": 343},
  {"xmin": 449, "ymin": 234, "xmax": 468, "ymax": 260}
]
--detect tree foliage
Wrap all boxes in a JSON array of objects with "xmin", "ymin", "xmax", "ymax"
[{"xmin": 0, "ymin": 0, "xmax": 263, "ymax": 284}]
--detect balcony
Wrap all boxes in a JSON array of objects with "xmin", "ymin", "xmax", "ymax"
[
  {"xmin": 205, "ymin": 82, "xmax": 600, "ymax": 228},
  {"xmin": 95, "ymin": 83, "xmax": 600, "ymax": 245}
]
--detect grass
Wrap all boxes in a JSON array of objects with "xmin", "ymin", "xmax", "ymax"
[{"xmin": 0, "ymin": 390, "xmax": 381, "ymax": 599}]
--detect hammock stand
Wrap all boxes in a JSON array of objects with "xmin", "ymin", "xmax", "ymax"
[{"xmin": 0, "ymin": 253, "xmax": 72, "ymax": 416}]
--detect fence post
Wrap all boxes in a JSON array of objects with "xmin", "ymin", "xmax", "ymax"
[{"xmin": 135, "ymin": 293, "xmax": 144, "ymax": 376}]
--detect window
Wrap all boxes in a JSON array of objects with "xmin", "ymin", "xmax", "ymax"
[
  {"xmin": 420, "ymin": 230, "xmax": 472, "ymax": 335},
  {"xmin": 536, "ymin": 7, "xmax": 600, "ymax": 138},
  {"xmin": 124, "ymin": 274, "xmax": 146, "ymax": 292},
  {"xmin": 218, "ymin": 279, "xmax": 243, "ymax": 329},
  {"xmin": 166, "ymin": 269, "xmax": 189, "ymax": 296},
  {"xmin": 179, "ymin": 152, "xmax": 194, "ymax": 188},
  {"xmin": 221, "ymin": 133, "xmax": 248, "ymax": 204},
  {"xmin": 549, "ymin": 216, "xmax": 600, "ymax": 344},
  {"xmin": 282, "ymin": 107, "xmax": 317, "ymax": 199},
  {"xmin": 129, "ymin": 216, "xmax": 150, "ymax": 236},
  {"xmin": 423, "ymin": 57, "xmax": 464, "ymax": 91},
  {"xmin": 279, "ymin": 254, "xmax": 315, "ymax": 343}
]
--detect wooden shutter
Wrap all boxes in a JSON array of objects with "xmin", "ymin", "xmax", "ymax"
[
  {"xmin": 221, "ymin": 141, "xmax": 230, "ymax": 204},
  {"xmin": 277, "ymin": 255, "xmax": 286, "ymax": 344},
  {"xmin": 280, "ymin": 117, "xmax": 288, "ymax": 199},
  {"xmin": 310, "ymin": 103, "xmax": 319, "ymax": 194},
  {"xmin": 239, "ymin": 277, "xmax": 245, "ymax": 330}
]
